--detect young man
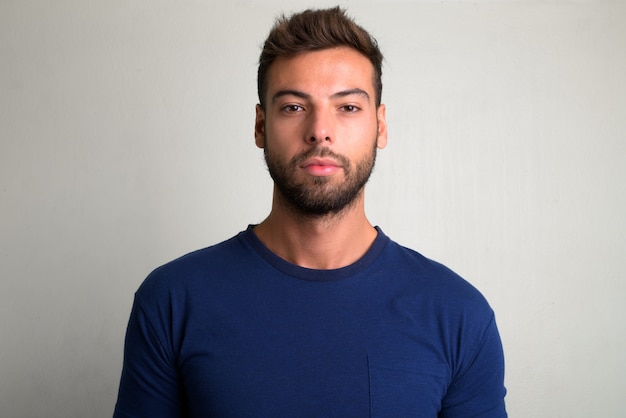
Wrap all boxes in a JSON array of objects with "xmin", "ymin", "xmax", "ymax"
[{"xmin": 114, "ymin": 7, "xmax": 507, "ymax": 417}]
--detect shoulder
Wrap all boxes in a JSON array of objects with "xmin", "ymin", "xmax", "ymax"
[
  {"xmin": 135, "ymin": 229, "xmax": 255, "ymax": 302},
  {"xmin": 380, "ymin": 238, "xmax": 493, "ymax": 318}
]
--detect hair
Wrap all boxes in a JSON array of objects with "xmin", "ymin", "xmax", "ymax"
[{"xmin": 257, "ymin": 7, "xmax": 383, "ymax": 109}]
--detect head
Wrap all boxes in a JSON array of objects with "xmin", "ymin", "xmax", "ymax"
[
  {"xmin": 255, "ymin": 8, "xmax": 387, "ymax": 218},
  {"xmin": 257, "ymin": 7, "xmax": 383, "ymax": 110}
]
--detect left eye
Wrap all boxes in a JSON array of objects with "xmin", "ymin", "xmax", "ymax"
[{"xmin": 341, "ymin": 105, "xmax": 359, "ymax": 112}]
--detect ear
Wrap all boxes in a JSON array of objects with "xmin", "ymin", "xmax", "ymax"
[
  {"xmin": 376, "ymin": 104, "xmax": 388, "ymax": 149},
  {"xmin": 255, "ymin": 104, "xmax": 266, "ymax": 149}
]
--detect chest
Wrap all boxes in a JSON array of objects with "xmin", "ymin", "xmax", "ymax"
[{"xmin": 176, "ymin": 286, "xmax": 452, "ymax": 417}]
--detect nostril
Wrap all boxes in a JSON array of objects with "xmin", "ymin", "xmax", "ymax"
[{"xmin": 309, "ymin": 135, "xmax": 332, "ymax": 143}]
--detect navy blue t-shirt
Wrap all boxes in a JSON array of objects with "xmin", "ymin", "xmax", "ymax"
[{"xmin": 114, "ymin": 227, "xmax": 507, "ymax": 417}]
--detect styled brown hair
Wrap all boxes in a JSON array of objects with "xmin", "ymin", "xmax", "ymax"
[{"xmin": 257, "ymin": 7, "xmax": 383, "ymax": 109}]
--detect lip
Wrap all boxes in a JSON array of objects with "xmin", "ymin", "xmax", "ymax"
[
  {"xmin": 300, "ymin": 158, "xmax": 343, "ymax": 177},
  {"xmin": 300, "ymin": 158, "xmax": 342, "ymax": 168}
]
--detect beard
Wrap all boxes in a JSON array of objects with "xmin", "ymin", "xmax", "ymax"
[{"xmin": 264, "ymin": 141, "xmax": 378, "ymax": 217}]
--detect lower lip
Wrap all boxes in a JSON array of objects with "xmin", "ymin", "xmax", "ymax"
[{"xmin": 303, "ymin": 165, "xmax": 342, "ymax": 177}]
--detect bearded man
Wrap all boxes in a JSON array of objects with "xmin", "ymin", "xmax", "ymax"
[{"xmin": 114, "ymin": 7, "xmax": 507, "ymax": 417}]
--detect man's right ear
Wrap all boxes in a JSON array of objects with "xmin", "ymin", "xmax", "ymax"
[{"xmin": 255, "ymin": 105, "xmax": 266, "ymax": 149}]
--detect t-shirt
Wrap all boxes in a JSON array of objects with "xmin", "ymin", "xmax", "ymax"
[{"xmin": 114, "ymin": 226, "xmax": 507, "ymax": 417}]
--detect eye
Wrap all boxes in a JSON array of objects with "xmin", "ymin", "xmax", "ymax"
[
  {"xmin": 340, "ymin": 104, "xmax": 361, "ymax": 113},
  {"xmin": 281, "ymin": 104, "xmax": 305, "ymax": 113}
]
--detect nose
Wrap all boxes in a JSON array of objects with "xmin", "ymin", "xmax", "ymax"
[{"xmin": 306, "ymin": 107, "xmax": 334, "ymax": 144}]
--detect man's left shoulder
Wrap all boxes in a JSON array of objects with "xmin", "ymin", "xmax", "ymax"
[{"xmin": 383, "ymin": 239, "xmax": 493, "ymax": 312}]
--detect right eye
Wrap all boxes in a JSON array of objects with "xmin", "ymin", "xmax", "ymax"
[{"xmin": 281, "ymin": 104, "xmax": 305, "ymax": 113}]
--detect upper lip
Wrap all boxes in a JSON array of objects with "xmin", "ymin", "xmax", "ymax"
[{"xmin": 301, "ymin": 158, "xmax": 342, "ymax": 168}]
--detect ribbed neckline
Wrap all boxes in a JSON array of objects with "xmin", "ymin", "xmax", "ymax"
[{"xmin": 240, "ymin": 225, "xmax": 389, "ymax": 282}]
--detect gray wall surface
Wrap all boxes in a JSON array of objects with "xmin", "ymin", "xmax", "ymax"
[{"xmin": 2, "ymin": 0, "xmax": 625, "ymax": 416}]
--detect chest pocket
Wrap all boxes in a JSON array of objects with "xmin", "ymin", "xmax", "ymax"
[{"xmin": 368, "ymin": 356, "xmax": 450, "ymax": 417}]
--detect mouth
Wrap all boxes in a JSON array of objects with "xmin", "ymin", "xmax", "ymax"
[{"xmin": 300, "ymin": 157, "xmax": 343, "ymax": 177}]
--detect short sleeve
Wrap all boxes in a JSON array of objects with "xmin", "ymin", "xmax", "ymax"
[
  {"xmin": 113, "ymin": 296, "xmax": 184, "ymax": 418},
  {"xmin": 440, "ymin": 313, "xmax": 507, "ymax": 418}
]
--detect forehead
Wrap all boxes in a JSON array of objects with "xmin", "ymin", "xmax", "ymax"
[{"xmin": 265, "ymin": 47, "xmax": 376, "ymax": 98}]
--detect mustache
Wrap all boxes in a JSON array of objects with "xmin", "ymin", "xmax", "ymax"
[{"xmin": 290, "ymin": 147, "xmax": 350, "ymax": 168}]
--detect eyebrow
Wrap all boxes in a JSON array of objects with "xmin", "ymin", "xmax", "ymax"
[{"xmin": 271, "ymin": 88, "xmax": 370, "ymax": 103}]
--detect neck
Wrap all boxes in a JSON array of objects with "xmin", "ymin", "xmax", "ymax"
[{"xmin": 253, "ymin": 188, "xmax": 377, "ymax": 269}]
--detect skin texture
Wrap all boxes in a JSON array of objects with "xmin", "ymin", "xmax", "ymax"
[{"xmin": 253, "ymin": 47, "xmax": 387, "ymax": 269}]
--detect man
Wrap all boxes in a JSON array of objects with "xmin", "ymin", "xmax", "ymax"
[{"xmin": 114, "ymin": 7, "xmax": 507, "ymax": 417}]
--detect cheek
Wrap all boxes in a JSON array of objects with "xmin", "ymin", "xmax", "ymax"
[
  {"xmin": 266, "ymin": 121, "xmax": 300, "ymax": 144},
  {"xmin": 264, "ymin": 133, "xmax": 300, "ymax": 163},
  {"xmin": 339, "ymin": 122, "xmax": 378, "ymax": 147}
]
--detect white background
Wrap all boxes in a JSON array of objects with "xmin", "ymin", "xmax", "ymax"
[{"xmin": 2, "ymin": 0, "xmax": 625, "ymax": 416}]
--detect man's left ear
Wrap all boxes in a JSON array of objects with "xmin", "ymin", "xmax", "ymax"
[
  {"xmin": 254, "ymin": 104, "xmax": 266, "ymax": 149},
  {"xmin": 376, "ymin": 104, "xmax": 388, "ymax": 149}
]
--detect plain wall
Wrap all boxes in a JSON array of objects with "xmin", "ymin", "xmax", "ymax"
[{"xmin": 1, "ymin": 0, "xmax": 625, "ymax": 416}]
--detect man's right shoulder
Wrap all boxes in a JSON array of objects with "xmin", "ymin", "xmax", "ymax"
[{"xmin": 135, "ymin": 230, "xmax": 253, "ymax": 298}]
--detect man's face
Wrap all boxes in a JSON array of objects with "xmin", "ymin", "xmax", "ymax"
[{"xmin": 255, "ymin": 47, "xmax": 387, "ymax": 216}]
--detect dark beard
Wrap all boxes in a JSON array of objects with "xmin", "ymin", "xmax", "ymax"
[{"xmin": 264, "ymin": 143, "xmax": 377, "ymax": 217}]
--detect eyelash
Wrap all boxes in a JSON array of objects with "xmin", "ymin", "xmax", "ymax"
[{"xmin": 280, "ymin": 104, "xmax": 361, "ymax": 113}]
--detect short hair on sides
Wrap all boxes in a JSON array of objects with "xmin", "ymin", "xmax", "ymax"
[{"xmin": 257, "ymin": 6, "xmax": 383, "ymax": 109}]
